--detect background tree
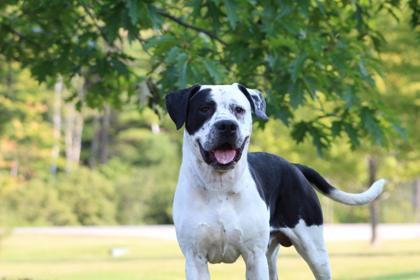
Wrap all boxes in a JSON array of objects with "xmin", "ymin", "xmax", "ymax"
[
  {"xmin": 0, "ymin": 2, "xmax": 419, "ymax": 228},
  {"xmin": 1, "ymin": 0, "xmax": 418, "ymax": 151}
]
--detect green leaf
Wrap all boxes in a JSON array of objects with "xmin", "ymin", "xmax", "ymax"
[
  {"xmin": 289, "ymin": 81, "xmax": 304, "ymax": 108},
  {"xmin": 344, "ymin": 123, "xmax": 360, "ymax": 149},
  {"xmin": 144, "ymin": 34, "xmax": 176, "ymax": 52},
  {"xmin": 358, "ymin": 59, "xmax": 375, "ymax": 86},
  {"xmin": 274, "ymin": 105, "xmax": 292, "ymax": 125},
  {"xmin": 189, "ymin": 0, "xmax": 202, "ymax": 19},
  {"xmin": 146, "ymin": 4, "xmax": 162, "ymax": 28},
  {"xmin": 343, "ymin": 87, "xmax": 360, "ymax": 108},
  {"xmin": 309, "ymin": 126, "xmax": 328, "ymax": 155},
  {"xmin": 360, "ymin": 107, "xmax": 385, "ymax": 145},
  {"xmin": 291, "ymin": 121, "xmax": 308, "ymax": 143},
  {"xmin": 164, "ymin": 47, "xmax": 181, "ymax": 65},
  {"xmin": 223, "ymin": 0, "xmax": 238, "ymax": 29},
  {"xmin": 289, "ymin": 53, "xmax": 307, "ymax": 82},
  {"xmin": 331, "ymin": 121, "xmax": 342, "ymax": 137},
  {"xmin": 268, "ymin": 34, "xmax": 296, "ymax": 50},
  {"xmin": 302, "ymin": 76, "xmax": 316, "ymax": 99},
  {"xmin": 202, "ymin": 59, "xmax": 225, "ymax": 83},
  {"xmin": 127, "ymin": 0, "xmax": 141, "ymax": 25},
  {"xmin": 175, "ymin": 53, "xmax": 189, "ymax": 88}
]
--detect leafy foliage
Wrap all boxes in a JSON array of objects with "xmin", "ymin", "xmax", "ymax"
[
  {"xmin": 0, "ymin": 3, "xmax": 419, "ymax": 227},
  {"xmin": 0, "ymin": 0, "xmax": 417, "ymax": 151}
]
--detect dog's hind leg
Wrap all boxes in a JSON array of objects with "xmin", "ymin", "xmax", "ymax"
[
  {"xmin": 185, "ymin": 253, "xmax": 210, "ymax": 280},
  {"xmin": 266, "ymin": 230, "xmax": 294, "ymax": 280},
  {"xmin": 266, "ymin": 237, "xmax": 280, "ymax": 280},
  {"xmin": 281, "ymin": 221, "xmax": 332, "ymax": 280}
]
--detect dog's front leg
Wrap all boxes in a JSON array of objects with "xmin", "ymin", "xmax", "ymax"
[
  {"xmin": 185, "ymin": 253, "xmax": 210, "ymax": 280},
  {"xmin": 243, "ymin": 249, "xmax": 269, "ymax": 280}
]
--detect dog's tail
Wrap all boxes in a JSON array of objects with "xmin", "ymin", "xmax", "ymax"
[{"xmin": 295, "ymin": 164, "xmax": 386, "ymax": 205}]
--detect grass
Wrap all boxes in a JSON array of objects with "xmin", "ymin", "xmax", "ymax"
[{"xmin": 0, "ymin": 233, "xmax": 419, "ymax": 280}]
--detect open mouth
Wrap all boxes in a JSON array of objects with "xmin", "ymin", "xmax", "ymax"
[{"xmin": 198, "ymin": 137, "xmax": 249, "ymax": 170}]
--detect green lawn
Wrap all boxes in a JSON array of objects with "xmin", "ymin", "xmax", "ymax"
[{"xmin": 0, "ymin": 233, "xmax": 419, "ymax": 279}]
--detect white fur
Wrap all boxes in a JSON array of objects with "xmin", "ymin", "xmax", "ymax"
[
  {"xmin": 174, "ymin": 133, "xmax": 270, "ymax": 279},
  {"xmin": 328, "ymin": 179, "xmax": 386, "ymax": 205},
  {"xmin": 272, "ymin": 220, "xmax": 331, "ymax": 280}
]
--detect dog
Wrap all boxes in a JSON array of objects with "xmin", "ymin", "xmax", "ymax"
[{"xmin": 165, "ymin": 83, "xmax": 385, "ymax": 280}]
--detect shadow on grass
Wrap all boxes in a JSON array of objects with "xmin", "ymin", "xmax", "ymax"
[{"xmin": 355, "ymin": 270, "xmax": 420, "ymax": 280}]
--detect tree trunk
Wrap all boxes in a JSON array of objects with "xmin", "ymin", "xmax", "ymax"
[
  {"xmin": 10, "ymin": 159, "xmax": 18, "ymax": 177},
  {"xmin": 89, "ymin": 116, "xmax": 100, "ymax": 168},
  {"xmin": 414, "ymin": 179, "xmax": 420, "ymax": 223},
  {"xmin": 98, "ymin": 106, "xmax": 111, "ymax": 164},
  {"xmin": 368, "ymin": 155, "xmax": 379, "ymax": 245},
  {"xmin": 5, "ymin": 63, "xmax": 18, "ymax": 177},
  {"xmin": 89, "ymin": 106, "xmax": 111, "ymax": 167},
  {"xmin": 50, "ymin": 79, "xmax": 63, "ymax": 175},
  {"xmin": 64, "ymin": 78, "xmax": 85, "ymax": 172},
  {"xmin": 64, "ymin": 103, "xmax": 84, "ymax": 172}
]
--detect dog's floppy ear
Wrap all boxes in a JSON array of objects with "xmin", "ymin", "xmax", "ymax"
[
  {"xmin": 165, "ymin": 85, "xmax": 201, "ymax": 129},
  {"xmin": 236, "ymin": 83, "xmax": 269, "ymax": 121}
]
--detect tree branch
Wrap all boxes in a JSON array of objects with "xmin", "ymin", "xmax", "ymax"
[
  {"xmin": 156, "ymin": 10, "xmax": 227, "ymax": 46},
  {"xmin": 0, "ymin": 22, "xmax": 42, "ymax": 49},
  {"xmin": 80, "ymin": 3, "xmax": 121, "ymax": 52}
]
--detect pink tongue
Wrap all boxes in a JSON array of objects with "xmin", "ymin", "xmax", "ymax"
[{"xmin": 213, "ymin": 149, "xmax": 237, "ymax": 165}]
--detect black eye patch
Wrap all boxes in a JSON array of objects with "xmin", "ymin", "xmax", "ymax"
[{"xmin": 186, "ymin": 89, "xmax": 216, "ymax": 134}]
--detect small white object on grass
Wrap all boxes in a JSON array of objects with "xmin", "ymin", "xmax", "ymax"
[{"xmin": 110, "ymin": 247, "xmax": 128, "ymax": 258}]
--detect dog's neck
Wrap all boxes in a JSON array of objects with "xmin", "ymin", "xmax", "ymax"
[{"xmin": 181, "ymin": 132, "xmax": 249, "ymax": 193}]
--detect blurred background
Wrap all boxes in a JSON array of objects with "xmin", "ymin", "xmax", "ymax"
[{"xmin": 0, "ymin": 1, "xmax": 419, "ymax": 279}]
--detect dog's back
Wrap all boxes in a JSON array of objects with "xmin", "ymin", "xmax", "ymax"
[{"xmin": 248, "ymin": 152, "xmax": 323, "ymax": 229}]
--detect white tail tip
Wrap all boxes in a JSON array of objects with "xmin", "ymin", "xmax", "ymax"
[
  {"xmin": 329, "ymin": 178, "xmax": 386, "ymax": 205},
  {"xmin": 371, "ymin": 178, "xmax": 386, "ymax": 194}
]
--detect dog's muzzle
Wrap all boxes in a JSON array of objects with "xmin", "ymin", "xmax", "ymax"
[{"xmin": 198, "ymin": 135, "xmax": 249, "ymax": 171}]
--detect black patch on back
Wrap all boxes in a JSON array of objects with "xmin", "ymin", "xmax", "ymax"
[
  {"xmin": 186, "ymin": 89, "xmax": 215, "ymax": 135},
  {"xmin": 248, "ymin": 152, "xmax": 323, "ymax": 228}
]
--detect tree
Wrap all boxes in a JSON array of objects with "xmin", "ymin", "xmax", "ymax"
[{"xmin": 1, "ymin": 1, "xmax": 418, "ymax": 152}]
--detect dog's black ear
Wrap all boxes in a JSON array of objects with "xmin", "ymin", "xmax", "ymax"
[
  {"xmin": 236, "ymin": 83, "xmax": 269, "ymax": 121},
  {"xmin": 165, "ymin": 85, "xmax": 201, "ymax": 129}
]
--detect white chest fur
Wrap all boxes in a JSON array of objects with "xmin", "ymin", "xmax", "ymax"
[{"xmin": 173, "ymin": 166, "xmax": 270, "ymax": 264}]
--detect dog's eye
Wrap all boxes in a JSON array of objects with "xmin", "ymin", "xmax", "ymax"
[
  {"xmin": 199, "ymin": 106, "xmax": 210, "ymax": 113},
  {"xmin": 235, "ymin": 106, "xmax": 245, "ymax": 114}
]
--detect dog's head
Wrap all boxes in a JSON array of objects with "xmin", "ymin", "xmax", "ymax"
[{"xmin": 166, "ymin": 84, "xmax": 268, "ymax": 172}]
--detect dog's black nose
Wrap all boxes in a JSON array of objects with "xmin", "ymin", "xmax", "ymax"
[{"xmin": 215, "ymin": 120, "xmax": 238, "ymax": 134}]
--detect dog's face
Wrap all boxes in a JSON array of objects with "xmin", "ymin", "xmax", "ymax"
[{"xmin": 166, "ymin": 84, "xmax": 268, "ymax": 172}]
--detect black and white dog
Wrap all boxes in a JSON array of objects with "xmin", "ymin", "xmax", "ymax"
[{"xmin": 166, "ymin": 84, "xmax": 385, "ymax": 280}]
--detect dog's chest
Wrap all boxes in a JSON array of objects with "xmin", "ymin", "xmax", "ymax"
[
  {"xmin": 194, "ymin": 193, "xmax": 243, "ymax": 263},
  {"xmin": 175, "ymin": 184, "xmax": 269, "ymax": 264}
]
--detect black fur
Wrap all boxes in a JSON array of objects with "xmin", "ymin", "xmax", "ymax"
[
  {"xmin": 248, "ymin": 152, "xmax": 323, "ymax": 228},
  {"xmin": 165, "ymin": 85, "xmax": 201, "ymax": 130},
  {"xmin": 185, "ymin": 89, "xmax": 214, "ymax": 135},
  {"xmin": 166, "ymin": 86, "xmax": 216, "ymax": 135},
  {"xmin": 237, "ymin": 84, "xmax": 256, "ymax": 113},
  {"xmin": 237, "ymin": 84, "xmax": 268, "ymax": 121},
  {"xmin": 294, "ymin": 164, "xmax": 333, "ymax": 195}
]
